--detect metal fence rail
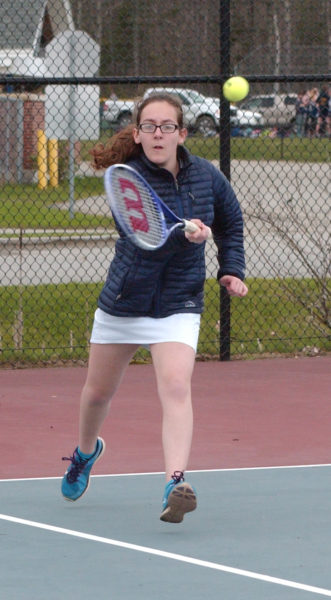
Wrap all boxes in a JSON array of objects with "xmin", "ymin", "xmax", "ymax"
[{"xmin": 0, "ymin": 0, "xmax": 330, "ymax": 366}]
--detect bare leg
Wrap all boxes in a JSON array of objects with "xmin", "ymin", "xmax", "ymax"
[
  {"xmin": 79, "ymin": 343, "xmax": 139, "ymax": 454},
  {"xmin": 150, "ymin": 342, "xmax": 196, "ymax": 481}
]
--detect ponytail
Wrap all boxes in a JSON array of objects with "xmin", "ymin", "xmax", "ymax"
[{"xmin": 91, "ymin": 125, "xmax": 141, "ymax": 169}]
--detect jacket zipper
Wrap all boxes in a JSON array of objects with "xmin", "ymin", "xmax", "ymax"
[
  {"xmin": 188, "ymin": 192, "xmax": 194, "ymax": 218},
  {"xmin": 174, "ymin": 177, "xmax": 185, "ymax": 219},
  {"xmin": 174, "ymin": 179, "xmax": 194, "ymax": 220}
]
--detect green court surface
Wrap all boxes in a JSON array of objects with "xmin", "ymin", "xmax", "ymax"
[{"xmin": 1, "ymin": 466, "xmax": 331, "ymax": 599}]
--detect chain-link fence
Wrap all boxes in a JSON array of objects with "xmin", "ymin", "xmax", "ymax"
[{"xmin": 0, "ymin": 0, "xmax": 330, "ymax": 366}]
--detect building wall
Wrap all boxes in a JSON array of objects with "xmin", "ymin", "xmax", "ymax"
[
  {"xmin": 0, "ymin": 93, "xmax": 45, "ymax": 182},
  {"xmin": 23, "ymin": 96, "xmax": 45, "ymax": 170}
]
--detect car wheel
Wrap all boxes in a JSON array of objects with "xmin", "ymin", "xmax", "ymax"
[
  {"xmin": 117, "ymin": 111, "xmax": 133, "ymax": 130},
  {"xmin": 195, "ymin": 115, "xmax": 217, "ymax": 137}
]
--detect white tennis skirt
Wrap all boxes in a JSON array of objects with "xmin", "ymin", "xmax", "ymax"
[{"xmin": 90, "ymin": 308, "xmax": 201, "ymax": 351}]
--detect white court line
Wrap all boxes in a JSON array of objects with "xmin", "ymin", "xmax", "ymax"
[
  {"xmin": 1, "ymin": 463, "xmax": 331, "ymax": 483},
  {"xmin": 1, "ymin": 513, "xmax": 331, "ymax": 597}
]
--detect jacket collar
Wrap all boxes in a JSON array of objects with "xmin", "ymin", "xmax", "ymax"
[
  {"xmin": 137, "ymin": 145, "xmax": 193, "ymax": 175},
  {"xmin": 177, "ymin": 145, "xmax": 193, "ymax": 170}
]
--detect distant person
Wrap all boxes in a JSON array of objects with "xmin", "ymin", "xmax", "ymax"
[
  {"xmin": 305, "ymin": 89, "xmax": 319, "ymax": 138},
  {"xmin": 295, "ymin": 91, "xmax": 308, "ymax": 137},
  {"xmin": 315, "ymin": 85, "xmax": 330, "ymax": 137}
]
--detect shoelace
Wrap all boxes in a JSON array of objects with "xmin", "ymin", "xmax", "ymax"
[
  {"xmin": 62, "ymin": 452, "xmax": 88, "ymax": 483},
  {"xmin": 171, "ymin": 470, "xmax": 185, "ymax": 484}
]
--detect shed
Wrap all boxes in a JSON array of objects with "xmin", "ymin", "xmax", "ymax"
[{"xmin": 0, "ymin": 0, "xmax": 74, "ymax": 80}]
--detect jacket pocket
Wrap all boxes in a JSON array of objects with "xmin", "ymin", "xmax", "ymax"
[{"xmin": 109, "ymin": 257, "xmax": 158, "ymax": 313}]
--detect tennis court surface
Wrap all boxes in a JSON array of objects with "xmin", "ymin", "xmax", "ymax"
[{"xmin": 1, "ymin": 355, "xmax": 330, "ymax": 599}]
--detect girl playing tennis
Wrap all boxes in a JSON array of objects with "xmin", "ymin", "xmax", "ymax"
[{"xmin": 61, "ymin": 92, "xmax": 248, "ymax": 523}]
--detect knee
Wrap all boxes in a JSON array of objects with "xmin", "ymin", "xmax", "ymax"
[
  {"xmin": 82, "ymin": 383, "xmax": 112, "ymax": 407},
  {"xmin": 158, "ymin": 376, "xmax": 190, "ymax": 405}
]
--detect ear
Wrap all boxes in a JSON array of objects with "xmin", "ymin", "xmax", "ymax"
[
  {"xmin": 178, "ymin": 127, "xmax": 188, "ymax": 145},
  {"xmin": 132, "ymin": 127, "xmax": 140, "ymax": 145}
]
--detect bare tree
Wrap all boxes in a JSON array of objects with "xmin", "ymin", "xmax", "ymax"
[
  {"xmin": 69, "ymin": 0, "xmax": 329, "ymax": 82},
  {"xmin": 273, "ymin": 5, "xmax": 281, "ymax": 93},
  {"xmin": 244, "ymin": 173, "xmax": 331, "ymax": 334},
  {"xmin": 283, "ymin": 0, "xmax": 292, "ymax": 72}
]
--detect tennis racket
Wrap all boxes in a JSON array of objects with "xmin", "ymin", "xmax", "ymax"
[{"xmin": 104, "ymin": 163, "xmax": 211, "ymax": 251}]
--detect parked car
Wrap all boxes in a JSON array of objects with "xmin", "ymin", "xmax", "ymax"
[
  {"xmin": 102, "ymin": 96, "xmax": 135, "ymax": 130},
  {"xmin": 240, "ymin": 94, "xmax": 297, "ymax": 127},
  {"xmin": 144, "ymin": 87, "xmax": 221, "ymax": 136},
  {"xmin": 102, "ymin": 87, "xmax": 263, "ymax": 136},
  {"xmin": 208, "ymin": 96, "xmax": 264, "ymax": 132},
  {"xmin": 144, "ymin": 88, "xmax": 263, "ymax": 135}
]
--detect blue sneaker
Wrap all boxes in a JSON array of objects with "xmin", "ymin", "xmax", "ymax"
[
  {"xmin": 61, "ymin": 437, "xmax": 105, "ymax": 501},
  {"xmin": 160, "ymin": 471, "xmax": 197, "ymax": 523}
]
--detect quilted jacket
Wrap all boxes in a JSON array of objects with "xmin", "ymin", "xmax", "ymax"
[{"xmin": 98, "ymin": 146, "xmax": 245, "ymax": 318}]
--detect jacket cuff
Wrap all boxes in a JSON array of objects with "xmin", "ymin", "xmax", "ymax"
[{"xmin": 217, "ymin": 270, "xmax": 245, "ymax": 281}]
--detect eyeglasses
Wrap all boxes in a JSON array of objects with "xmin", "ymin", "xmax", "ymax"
[{"xmin": 139, "ymin": 123, "xmax": 179, "ymax": 134}]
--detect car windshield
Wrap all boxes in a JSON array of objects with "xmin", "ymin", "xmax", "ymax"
[
  {"xmin": 261, "ymin": 97, "xmax": 274, "ymax": 107},
  {"xmin": 243, "ymin": 99, "xmax": 262, "ymax": 109},
  {"xmin": 285, "ymin": 96, "xmax": 296, "ymax": 105}
]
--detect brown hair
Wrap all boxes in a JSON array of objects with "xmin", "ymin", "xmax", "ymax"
[{"xmin": 91, "ymin": 92, "xmax": 184, "ymax": 169}]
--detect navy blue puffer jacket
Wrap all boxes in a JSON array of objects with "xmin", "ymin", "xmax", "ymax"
[{"xmin": 98, "ymin": 146, "xmax": 245, "ymax": 318}]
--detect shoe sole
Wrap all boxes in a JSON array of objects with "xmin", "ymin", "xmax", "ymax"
[
  {"xmin": 160, "ymin": 482, "xmax": 197, "ymax": 523},
  {"xmin": 63, "ymin": 437, "xmax": 106, "ymax": 502}
]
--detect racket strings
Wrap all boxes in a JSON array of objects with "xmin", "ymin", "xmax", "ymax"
[{"xmin": 111, "ymin": 171, "xmax": 166, "ymax": 248}]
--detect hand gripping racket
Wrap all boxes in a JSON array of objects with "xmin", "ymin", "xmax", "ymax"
[{"xmin": 104, "ymin": 163, "xmax": 210, "ymax": 250}]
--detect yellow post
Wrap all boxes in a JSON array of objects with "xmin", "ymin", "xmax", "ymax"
[
  {"xmin": 48, "ymin": 138, "xmax": 59, "ymax": 187},
  {"xmin": 37, "ymin": 130, "xmax": 48, "ymax": 189}
]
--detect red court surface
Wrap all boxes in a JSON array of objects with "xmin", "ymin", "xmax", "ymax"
[{"xmin": 1, "ymin": 355, "xmax": 330, "ymax": 480}]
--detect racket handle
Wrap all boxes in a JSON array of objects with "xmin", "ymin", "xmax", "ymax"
[
  {"xmin": 183, "ymin": 220, "xmax": 212, "ymax": 239},
  {"xmin": 183, "ymin": 219, "xmax": 199, "ymax": 233}
]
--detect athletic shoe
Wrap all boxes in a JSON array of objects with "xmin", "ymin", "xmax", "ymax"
[
  {"xmin": 61, "ymin": 437, "xmax": 105, "ymax": 501},
  {"xmin": 160, "ymin": 471, "xmax": 197, "ymax": 523}
]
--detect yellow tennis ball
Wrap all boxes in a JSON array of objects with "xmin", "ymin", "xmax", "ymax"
[{"xmin": 223, "ymin": 76, "xmax": 249, "ymax": 102}]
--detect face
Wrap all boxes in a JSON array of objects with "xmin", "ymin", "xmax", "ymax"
[{"xmin": 133, "ymin": 100, "xmax": 187, "ymax": 175}]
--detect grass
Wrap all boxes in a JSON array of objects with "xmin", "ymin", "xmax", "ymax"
[
  {"xmin": 185, "ymin": 135, "xmax": 331, "ymax": 163},
  {"xmin": 86, "ymin": 129, "xmax": 330, "ymax": 163},
  {"xmin": 0, "ymin": 278, "xmax": 329, "ymax": 366},
  {"xmin": 0, "ymin": 178, "xmax": 108, "ymax": 229},
  {"xmin": 200, "ymin": 278, "xmax": 330, "ymax": 358}
]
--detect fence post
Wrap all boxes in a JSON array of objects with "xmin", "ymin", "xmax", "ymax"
[{"xmin": 219, "ymin": 0, "xmax": 231, "ymax": 361}]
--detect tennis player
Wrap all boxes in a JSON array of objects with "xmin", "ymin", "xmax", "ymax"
[{"xmin": 61, "ymin": 92, "xmax": 248, "ymax": 523}]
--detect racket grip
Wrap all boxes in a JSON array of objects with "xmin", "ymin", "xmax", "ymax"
[
  {"xmin": 183, "ymin": 220, "xmax": 212, "ymax": 239},
  {"xmin": 183, "ymin": 219, "xmax": 199, "ymax": 233}
]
